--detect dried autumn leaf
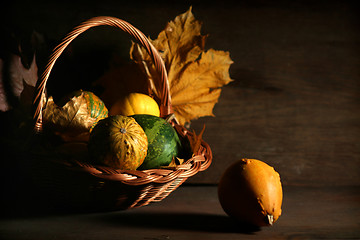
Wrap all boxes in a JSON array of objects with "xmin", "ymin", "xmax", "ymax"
[
  {"xmin": 0, "ymin": 54, "xmax": 38, "ymax": 112},
  {"xmin": 130, "ymin": 7, "xmax": 233, "ymax": 125},
  {"xmin": 42, "ymin": 91, "xmax": 108, "ymax": 142},
  {"xmin": 160, "ymin": 157, "xmax": 186, "ymax": 170},
  {"xmin": 189, "ymin": 124, "xmax": 206, "ymax": 154}
]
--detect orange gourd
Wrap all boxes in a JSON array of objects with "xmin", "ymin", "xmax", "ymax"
[
  {"xmin": 110, "ymin": 93, "xmax": 160, "ymax": 117},
  {"xmin": 218, "ymin": 158, "xmax": 283, "ymax": 227}
]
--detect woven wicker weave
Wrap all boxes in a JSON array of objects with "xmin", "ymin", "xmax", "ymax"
[{"xmin": 31, "ymin": 16, "xmax": 212, "ymax": 211}]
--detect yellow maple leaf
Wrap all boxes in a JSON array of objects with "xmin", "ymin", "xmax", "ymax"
[{"xmin": 130, "ymin": 7, "xmax": 233, "ymax": 125}]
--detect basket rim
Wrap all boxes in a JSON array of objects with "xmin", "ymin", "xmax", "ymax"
[{"xmin": 46, "ymin": 124, "xmax": 212, "ymax": 186}]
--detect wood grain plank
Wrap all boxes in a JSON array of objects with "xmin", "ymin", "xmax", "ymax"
[{"xmin": 188, "ymin": 1, "xmax": 360, "ymax": 186}]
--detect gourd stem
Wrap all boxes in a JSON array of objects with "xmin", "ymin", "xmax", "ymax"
[{"xmin": 266, "ymin": 214, "xmax": 274, "ymax": 226}]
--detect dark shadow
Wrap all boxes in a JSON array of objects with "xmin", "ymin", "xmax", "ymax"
[
  {"xmin": 1, "ymin": 195, "xmax": 260, "ymax": 234},
  {"xmin": 96, "ymin": 211, "xmax": 260, "ymax": 234},
  {"xmin": 0, "ymin": 200, "xmax": 260, "ymax": 234}
]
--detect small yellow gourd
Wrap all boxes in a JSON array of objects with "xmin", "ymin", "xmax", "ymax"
[{"xmin": 110, "ymin": 93, "xmax": 160, "ymax": 117}]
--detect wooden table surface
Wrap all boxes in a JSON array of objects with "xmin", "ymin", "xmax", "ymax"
[{"xmin": 1, "ymin": 185, "xmax": 359, "ymax": 240}]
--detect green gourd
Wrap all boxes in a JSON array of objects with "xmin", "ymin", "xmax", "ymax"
[{"xmin": 131, "ymin": 114, "xmax": 181, "ymax": 170}]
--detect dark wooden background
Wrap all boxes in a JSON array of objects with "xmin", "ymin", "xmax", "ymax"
[{"xmin": 2, "ymin": 0, "xmax": 359, "ymax": 187}]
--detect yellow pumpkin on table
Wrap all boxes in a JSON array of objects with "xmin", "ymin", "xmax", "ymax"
[{"xmin": 110, "ymin": 93, "xmax": 160, "ymax": 117}]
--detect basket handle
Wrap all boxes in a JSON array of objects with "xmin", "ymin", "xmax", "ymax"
[{"xmin": 33, "ymin": 16, "xmax": 172, "ymax": 132}]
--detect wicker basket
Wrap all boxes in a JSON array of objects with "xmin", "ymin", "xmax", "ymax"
[{"xmin": 30, "ymin": 16, "xmax": 212, "ymax": 211}]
